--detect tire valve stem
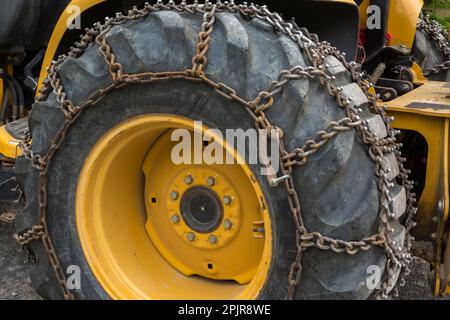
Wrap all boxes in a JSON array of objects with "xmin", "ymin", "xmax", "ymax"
[{"xmin": 270, "ymin": 175, "xmax": 290, "ymax": 187}]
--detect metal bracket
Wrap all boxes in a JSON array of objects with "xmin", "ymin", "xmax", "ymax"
[{"xmin": 23, "ymin": 49, "xmax": 46, "ymax": 91}]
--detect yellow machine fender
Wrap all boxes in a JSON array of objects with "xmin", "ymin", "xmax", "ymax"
[{"xmin": 387, "ymin": 0, "xmax": 423, "ymax": 49}]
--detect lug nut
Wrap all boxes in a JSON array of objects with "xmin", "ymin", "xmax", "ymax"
[
  {"xmin": 187, "ymin": 232, "xmax": 196, "ymax": 242},
  {"xmin": 223, "ymin": 196, "xmax": 232, "ymax": 205},
  {"xmin": 171, "ymin": 214, "xmax": 180, "ymax": 224},
  {"xmin": 184, "ymin": 175, "xmax": 194, "ymax": 185},
  {"xmin": 208, "ymin": 235, "xmax": 218, "ymax": 245},
  {"xmin": 206, "ymin": 177, "xmax": 215, "ymax": 186},
  {"xmin": 170, "ymin": 191, "xmax": 179, "ymax": 201},
  {"xmin": 224, "ymin": 219, "xmax": 232, "ymax": 230}
]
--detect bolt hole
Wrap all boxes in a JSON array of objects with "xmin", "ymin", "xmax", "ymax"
[
  {"xmin": 151, "ymin": 197, "xmax": 157, "ymax": 204},
  {"xmin": 207, "ymin": 263, "xmax": 214, "ymax": 270}
]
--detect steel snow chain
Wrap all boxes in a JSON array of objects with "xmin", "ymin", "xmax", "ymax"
[
  {"xmin": 417, "ymin": 13, "xmax": 450, "ymax": 76},
  {"xmin": 15, "ymin": 0, "xmax": 417, "ymax": 301}
]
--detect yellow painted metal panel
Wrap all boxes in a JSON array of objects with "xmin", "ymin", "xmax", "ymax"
[
  {"xmin": 387, "ymin": 84, "xmax": 450, "ymax": 296},
  {"xmin": 387, "ymin": 0, "xmax": 423, "ymax": 48},
  {"xmin": 386, "ymin": 81, "xmax": 450, "ymax": 118},
  {"xmin": 0, "ymin": 125, "xmax": 22, "ymax": 159}
]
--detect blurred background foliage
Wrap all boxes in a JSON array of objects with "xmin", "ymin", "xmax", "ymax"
[{"xmin": 423, "ymin": 0, "xmax": 450, "ymax": 31}]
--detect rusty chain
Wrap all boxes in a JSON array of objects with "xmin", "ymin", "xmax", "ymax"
[
  {"xmin": 0, "ymin": 211, "xmax": 17, "ymax": 224},
  {"xmin": 15, "ymin": 0, "xmax": 416, "ymax": 300},
  {"xmin": 417, "ymin": 13, "xmax": 450, "ymax": 76}
]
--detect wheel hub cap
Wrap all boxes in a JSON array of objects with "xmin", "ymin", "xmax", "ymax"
[{"xmin": 181, "ymin": 186, "xmax": 224, "ymax": 234}]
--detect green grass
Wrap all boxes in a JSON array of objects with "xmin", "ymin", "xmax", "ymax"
[{"xmin": 424, "ymin": 0, "xmax": 450, "ymax": 31}]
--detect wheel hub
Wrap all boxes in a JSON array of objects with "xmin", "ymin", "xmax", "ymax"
[
  {"xmin": 164, "ymin": 168, "xmax": 241, "ymax": 251},
  {"xmin": 142, "ymin": 128, "xmax": 269, "ymax": 285},
  {"xmin": 180, "ymin": 186, "xmax": 223, "ymax": 234}
]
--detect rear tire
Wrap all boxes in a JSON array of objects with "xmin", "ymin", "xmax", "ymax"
[
  {"xmin": 412, "ymin": 19, "xmax": 450, "ymax": 81},
  {"xmin": 16, "ymin": 9, "xmax": 407, "ymax": 300}
]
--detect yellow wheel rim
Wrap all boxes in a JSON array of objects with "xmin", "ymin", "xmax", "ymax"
[{"xmin": 76, "ymin": 114, "xmax": 272, "ymax": 299}]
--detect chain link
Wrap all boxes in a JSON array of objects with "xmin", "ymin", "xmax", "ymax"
[
  {"xmin": 14, "ymin": 225, "xmax": 45, "ymax": 245},
  {"xmin": 15, "ymin": 1, "xmax": 416, "ymax": 300},
  {"xmin": 0, "ymin": 212, "xmax": 16, "ymax": 223},
  {"xmin": 190, "ymin": 3, "xmax": 217, "ymax": 75}
]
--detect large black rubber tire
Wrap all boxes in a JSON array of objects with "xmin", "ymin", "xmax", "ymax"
[
  {"xmin": 16, "ymin": 10, "xmax": 407, "ymax": 300},
  {"xmin": 412, "ymin": 24, "xmax": 450, "ymax": 82}
]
